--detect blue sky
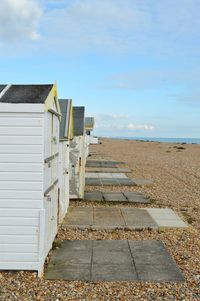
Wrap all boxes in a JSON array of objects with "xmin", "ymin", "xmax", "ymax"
[{"xmin": 0, "ymin": 0, "xmax": 200, "ymax": 138}]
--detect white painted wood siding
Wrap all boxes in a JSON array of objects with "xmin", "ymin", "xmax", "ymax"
[
  {"xmin": 43, "ymin": 108, "xmax": 59, "ymax": 258},
  {"xmin": 59, "ymin": 141, "xmax": 70, "ymax": 223},
  {"xmin": 69, "ymin": 136, "xmax": 86, "ymax": 199},
  {"xmin": 0, "ymin": 109, "xmax": 44, "ymax": 272}
]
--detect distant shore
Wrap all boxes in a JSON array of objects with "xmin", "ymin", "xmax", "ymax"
[{"xmin": 98, "ymin": 136, "xmax": 200, "ymax": 144}]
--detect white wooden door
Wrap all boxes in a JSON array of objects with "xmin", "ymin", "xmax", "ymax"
[{"xmin": 44, "ymin": 111, "xmax": 59, "ymax": 257}]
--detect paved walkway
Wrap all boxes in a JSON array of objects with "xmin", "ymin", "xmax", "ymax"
[
  {"xmin": 86, "ymin": 160, "xmax": 124, "ymax": 168},
  {"xmin": 62, "ymin": 207, "xmax": 187, "ymax": 230},
  {"xmin": 45, "ymin": 240, "xmax": 184, "ymax": 282},
  {"xmin": 84, "ymin": 191, "xmax": 150, "ymax": 203},
  {"xmin": 86, "ymin": 172, "xmax": 153, "ymax": 186},
  {"xmin": 86, "ymin": 177, "xmax": 136, "ymax": 186},
  {"xmin": 46, "ymin": 154, "xmax": 186, "ymax": 282},
  {"xmin": 86, "ymin": 167, "xmax": 131, "ymax": 173}
]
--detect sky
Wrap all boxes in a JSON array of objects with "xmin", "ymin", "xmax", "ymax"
[{"xmin": 0, "ymin": 0, "xmax": 200, "ymax": 138}]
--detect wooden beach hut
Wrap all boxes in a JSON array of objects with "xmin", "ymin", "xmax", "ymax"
[
  {"xmin": 0, "ymin": 84, "xmax": 61, "ymax": 276},
  {"xmin": 85, "ymin": 117, "xmax": 95, "ymax": 135},
  {"xmin": 85, "ymin": 116, "xmax": 98, "ymax": 145},
  {"xmin": 85, "ymin": 117, "xmax": 94, "ymax": 157},
  {"xmin": 58, "ymin": 99, "xmax": 73, "ymax": 223},
  {"xmin": 69, "ymin": 106, "xmax": 86, "ymax": 199}
]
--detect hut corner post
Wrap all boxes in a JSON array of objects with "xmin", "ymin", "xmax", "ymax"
[{"xmin": 38, "ymin": 209, "xmax": 46, "ymax": 277}]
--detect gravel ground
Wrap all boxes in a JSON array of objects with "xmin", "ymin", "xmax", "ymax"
[{"xmin": 0, "ymin": 138, "xmax": 200, "ymax": 301}]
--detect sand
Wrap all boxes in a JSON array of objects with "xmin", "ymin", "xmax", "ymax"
[{"xmin": 0, "ymin": 138, "xmax": 199, "ymax": 301}]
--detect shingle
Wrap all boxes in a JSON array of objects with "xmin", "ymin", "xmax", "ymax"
[
  {"xmin": 73, "ymin": 106, "xmax": 85, "ymax": 136},
  {"xmin": 59, "ymin": 99, "xmax": 72, "ymax": 140},
  {"xmin": 0, "ymin": 84, "xmax": 53, "ymax": 103}
]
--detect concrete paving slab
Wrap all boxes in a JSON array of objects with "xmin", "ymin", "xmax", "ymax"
[
  {"xmin": 119, "ymin": 179, "xmax": 137, "ymax": 186},
  {"xmin": 86, "ymin": 167, "xmax": 131, "ymax": 173},
  {"xmin": 128, "ymin": 241, "xmax": 173, "ymax": 266},
  {"xmin": 86, "ymin": 173, "xmax": 129, "ymax": 179},
  {"xmin": 122, "ymin": 208, "xmax": 158, "ymax": 229},
  {"xmin": 98, "ymin": 173, "xmax": 115, "ymax": 178},
  {"xmin": 45, "ymin": 264, "xmax": 91, "ymax": 281},
  {"xmin": 84, "ymin": 191, "xmax": 103, "ymax": 201},
  {"xmin": 86, "ymin": 160, "xmax": 124, "ymax": 168},
  {"xmin": 92, "ymin": 264, "xmax": 138, "ymax": 281},
  {"xmin": 93, "ymin": 240, "xmax": 131, "ymax": 264},
  {"xmin": 100, "ymin": 178, "xmax": 119, "ymax": 185},
  {"xmin": 123, "ymin": 192, "xmax": 150, "ymax": 203},
  {"xmin": 86, "ymin": 173, "xmax": 153, "ymax": 186},
  {"xmin": 93, "ymin": 207, "xmax": 125, "ymax": 229},
  {"xmin": 85, "ymin": 172, "xmax": 100, "ymax": 178},
  {"xmin": 83, "ymin": 191, "xmax": 150, "ymax": 203},
  {"xmin": 147, "ymin": 208, "xmax": 188, "ymax": 228},
  {"xmin": 111, "ymin": 173, "xmax": 128, "ymax": 179},
  {"xmin": 45, "ymin": 240, "xmax": 184, "ymax": 282},
  {"xmin": 136, "ymin": 264, "xmax": 184, "ymax": 282},
  {"xmin": 85, "ymin": 178, "xmax": 101, "ymax": 185},
  {"xmin": 103, "ymin": 192, "xmax": 127, "ymax": 202},
  {"xmin": 128, "ymin": 240, "xmax": 184, "ymax": 282},
  {"xmin": 62, "ymin": 207, "xmax": 93, "ymax": 228},
  {"xmin": 62, "ymin": 207, "xmax": 187, "ymax": 230},
  {"xmin": 87, "ymin": 160, "xmax": 123, "ymax": 164}
]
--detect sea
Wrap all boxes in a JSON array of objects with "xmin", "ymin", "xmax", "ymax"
[{"xmin": 111, "ymin": 137, "xmax": 200, "ymax": 144}]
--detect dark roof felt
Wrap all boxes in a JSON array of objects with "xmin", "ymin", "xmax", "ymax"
[
  {"xmin": 0, "ymin": 85, "xmax": 6, "ymax": 93},
  {"xmin": 0, "ymin": 84, "xmax": 53, "ymax": 103},
  {"xmin": 73, "ymin": 106, "xmax": 85, "ymax": 136},
  {"xmin": 59, "ymin": 99, "xmax": 71, "ymax": 140}
]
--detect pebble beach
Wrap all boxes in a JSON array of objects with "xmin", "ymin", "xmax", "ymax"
[{"xmin": 0, "ymin": 138, "xmax": 200, "ymax": 301}]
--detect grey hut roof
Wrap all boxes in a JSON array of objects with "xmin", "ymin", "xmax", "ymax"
[
  {"xmin": 59, "ymin": 99, "xmax": 72, "ymax": 140},
  {"xmin": 73, "ymin": 106, "xmax": 85, "ymax": 136},
  {"xmin": 0, "ymin": 85, "xmax": 6, "ymax": 93},
  {"xmin": 0, "ymin": 84, "xmax": 53, "ymax": 103}
]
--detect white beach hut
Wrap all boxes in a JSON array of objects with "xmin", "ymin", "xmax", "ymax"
[
  {"xmin": 85, "ymin": 116, "xmax": 98, "ymax": 145},
  {"xmin": 58, "ymin": 99, "xmax": 73, "ymax": 223},
  {"xmin": 69, "ymin": 106, "xmax": 86, "ymax": 199},
  {"xmin": 0, "ymin": 84, "xmax": 61, "ymax": 276}
]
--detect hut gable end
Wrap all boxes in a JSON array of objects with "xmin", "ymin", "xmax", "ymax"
[
  {"xmin": 59, "ymin": 99, "xmax": 73, "ymax": 140},
  {"xmin": 73, "ymin": 106, "xmax": 85, "ymax": 136}
]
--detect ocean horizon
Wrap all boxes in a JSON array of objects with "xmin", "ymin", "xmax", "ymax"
[{"xmin": 105, "ymin": 137, "xmax": 200, "ymax": 144}]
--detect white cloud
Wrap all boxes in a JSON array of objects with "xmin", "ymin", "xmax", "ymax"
[
  {"xmin": 41, "ymin": 0, "xmax": 152, "ymax": 53},
  {"xmin": 1, "ymin": 0, "xmax": 200, "ymax": 56},
  {"xmin": 95, "ymin": 122, "xmax": 154, "ymax": 131},
  {"xmin": 127, "ymin": 123, "xmax": 154, "ymax": 131},
  {"xmin": 0, "ymin": 0, "xmax": 42, "ymax": 43},
  {"xmin": 39, "ymin": 0, "xmax": 200, "ymax": 56},
  {"xmin": 95, "ymin": 113, "xmax": 129, "ymax": 122}
]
